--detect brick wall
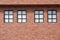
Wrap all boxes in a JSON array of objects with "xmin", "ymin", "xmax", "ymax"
[
  {"xmin": 0, "ymin": 0, "xmax": 60, "ymax": 5},
  {"xmin": 0, "ymin": 5, "xmax": 60, "ymax": 40}
]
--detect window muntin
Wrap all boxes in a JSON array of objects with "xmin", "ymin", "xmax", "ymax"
[
  {"xmin": 34, "ymin": 10, "xmax": 44, "ymax": 23},
  {"xmin": 48, "ymin": 10, "xmax": 57, "ymax": 22},
  {"xmin": 4, "ymin": 10, "xmax": 13, "ymax": 23},
  {"xmin": 17, "ymin": 10, "xmax": 27, "ymax": 23}
]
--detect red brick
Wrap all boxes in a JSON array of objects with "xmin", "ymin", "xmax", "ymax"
[{"xmin": 0, "ymin": 5, "xmax": 60, "ymax": 40}]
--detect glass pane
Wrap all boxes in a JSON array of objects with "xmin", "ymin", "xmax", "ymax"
[
  {"xmin": 5, "ymin": 11, "xmax": 8, "ymax": 14},
  {"xmin": 18, "ymin": 19, "xmax": 21, "ymax": 22},
  {"xmin": 39, "ymin": 15, "xmax": 43, "ymax": 18},
  {"xmin": 22, "ymin": 11, "xmax": 26, "ymax": 14},
  {"xmin": 48, "ymin": 11, "xmax": 52, "ymax": 14},
  {"xmin": 9, "ymin": 11, "xmax": 13, "ymax": 14},
  {"xmin": 35, "ymin": 19, "xmax": 39, "ymax": 22},
  {"xmin": 9, "ymin": 19, "xmax": 13, "ymax": 22},
  {"xmin": 9, "ymin": 15, "xmax": 13, "ymax": 18},
  {"xmin": 48, "ymin": 19, "xmax": 52, "ymax": 22},
  {"xmin": 53, "ymin": 11, "xmax": 56, "ymax": 14},
  {"xmin": 22, "ymin": 19, "xmax": 26, "ymax": 22},
  {"xmin": 39, "ymin": 19, "xmax": 43, "ymax": 22},
  {"xmin": 53, "ymin": 19, "xmax": 56, "ymax": 22},
  {"xmin": 5, "ymin": 18, "xmax": 8, "ymax": 22},
  {"xmin": 48, "ymin": 15, "xmax": 52, "ymax": 18},
  {"xmin": 18, "ymin": 11, "xmax": 21, "ymax": 14},
  {"xmin": 39, "ymin": 11, "xmax": 43, "ymax": 14},
  {"xmin": 35, "ymin": 15, "xmax": 39, "ymax": 18},
  {"xmin": 5, "ymin": 15, "xmax": 8, "ymax": 18},
  {"xmin": 35, "ymin": 11, "xmax": 39, "ymax": 14},
  {"xmin": 22, "ymin": 15, "xmax": 26, "ymax": 18},
  {"xmin": 53, "ymin": 15, "xmax": 56, "ymax": 18},
  {"xmin": 18, "ymin": 15, "xmax": 21, "ymax": 18}
]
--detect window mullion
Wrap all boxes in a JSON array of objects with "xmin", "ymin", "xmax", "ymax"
[
  {"xmin": 21, "ymin": 11, "xmax": 23, "ymax": 22},
  {"xmin": 8, "ymin": 11, "xmax": 9, "ymax": 22},
  {"xmin": 52, "ymin": 11, "xmax": 53, "ymax": 22},
  {"xmin": 38, "ymin": 11, "xmax": 40, "ymax": 22}
]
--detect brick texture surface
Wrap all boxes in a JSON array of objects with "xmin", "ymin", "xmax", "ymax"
[
  {"xmin": 0, "ymin": 5, "xmax": 60, "ymax": 40},
  {"xmin": 0, "ymin": 0, "xmax": 60, "ymax": 5}
]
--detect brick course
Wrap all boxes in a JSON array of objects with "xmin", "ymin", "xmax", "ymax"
[{"xmin": 0, "ymin": 0, "xmax": 60, "ymax": 5}]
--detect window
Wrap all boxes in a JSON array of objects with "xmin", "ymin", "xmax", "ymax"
[
  {"xmin": 4, "ymin": 10, "xmax": 13, "ymax": 23},
  {"xmin": 17, "ymin": 10, "xmax": 27, "ymax": 23},
  {"xmin": 34, "ymin": 10, "xmax": 44, "ymax": 23},
  {"xmin": 48, "ymin": 10, "xmax": 57, "ymax": 22}
]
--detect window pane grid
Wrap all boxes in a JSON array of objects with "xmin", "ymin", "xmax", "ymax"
[
  {"xmin": 35, "ymin": 10, "xmax": 44, "ymax": 23},
  {"xmin": 48, "ymin": 10, "xmax": 57, "ymax": 22},
  {"xmin": 17, "ymin": 11, "xmax": 26, "ymax": 23},
  {"xmin": 4, "ymin": 10, "xmax": 13, "ymax": 23}
]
